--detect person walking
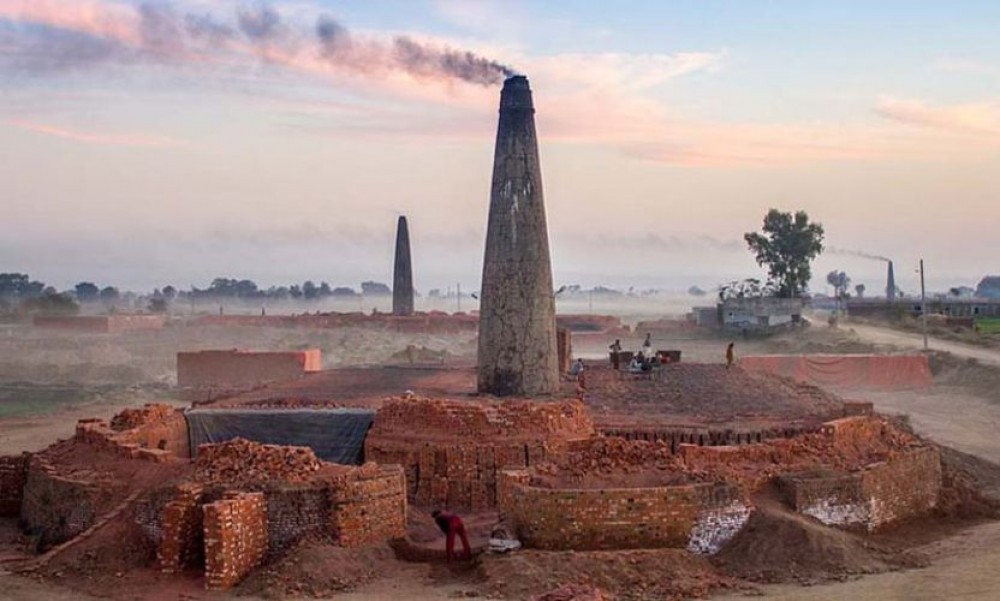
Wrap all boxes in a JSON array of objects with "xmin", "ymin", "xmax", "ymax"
[
  {"xmin": 432, "ymin": 509, "xmax": 471, "ymax": 562},
  {"xmin": 726, "ymin": 342, "xmax": 735, "ymax": 369},
  {"xmin": 570, "ymin": 358, "xmax": 586, "ymax": 389}
]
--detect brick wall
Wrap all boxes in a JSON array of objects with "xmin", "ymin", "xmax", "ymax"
[
  {"xmin": 203, "ymin": 491, "xmax": 268, "ymax": 591},
  {"xmin": 328, "ymin": 464, "xmax": 407, "ymax": 547},
  {"xmin": 780, "ymin": 446, "xmax": 941, "ymax": 531},
  {"xmin": 862, "ymin": 446, "xmax": 941, "ymax": 528},
  {"xmin": 264, "ymin": 485, "xmax": 329, "ymax": 553},
  {"xmin": 20, "ymin": 456, "xmax": 104, "ymax": 550},
  {"xmin": 177, "ymin": 349, "xmax": 322, "ymax": 389},
  {"xmin": 365, "ymin": 398, "xmax": 594, "ymax": 510},
  {"xmin": 32, "ymin": 314, "xmax": 166, "ymax": 333},
  {"xmin": 0, "ymin": 454, "xmax": 30, "ymax": 516},
  {"xmin": 499, "ymin": 471, "xmax": 749, "ymax": 553},
  {"xmin": 158, "ymin": 483, "xmax": 206, "ymax": 573}
]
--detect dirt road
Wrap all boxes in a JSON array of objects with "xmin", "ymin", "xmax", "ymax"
[{"xmin": 848, "ymin": 322, "xmax": 1000, "ymax": 367}]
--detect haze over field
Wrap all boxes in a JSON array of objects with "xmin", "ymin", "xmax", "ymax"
[{"xmin": 3, "ymin": 1, "xmax": 999, "ymax": 294}]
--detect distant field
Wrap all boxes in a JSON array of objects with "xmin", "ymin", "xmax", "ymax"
[{"xmin": 0, "ymin": 384, "xmax": 99, "ymax": 418}]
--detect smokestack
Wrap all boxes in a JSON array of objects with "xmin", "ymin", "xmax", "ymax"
[
  {"xmin": 392, "ymin": 215, "xmax": 414, "ymax": 316},
  {"xmin": 886, "ymin": 260, "xmax": 896, "ymax": 301},
  {"xmin": 477, "ymin": 75, "xmax": 559, "ymax": 396}
]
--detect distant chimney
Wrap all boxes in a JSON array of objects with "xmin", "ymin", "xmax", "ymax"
[
  {"xmin": 392, "ymin": 216, "xmax": 414, "ymax": 316},
  {"xmin": 477, "ymin": 75, "xmax": 559, "ymax": 396},
  {"xmin": 886, "ymin": 260, "xmax": 896, "ymax": 301}
]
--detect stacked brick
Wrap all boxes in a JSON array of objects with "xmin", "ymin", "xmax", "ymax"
[
  {"xmin": 158, "ymin": 483, "xmax": 206, "ymax": 573},
  {"xmin": 365, "ymin": 397, "xmax": 595, "ymax": 510},
  {"xmin": 264, "ymin": 486, "xmax": 329, "ymax": 552},
  {"xmin": 194, "ymin": 439, "xmax": 322, "ymax": 489},
  {"xmin": 328, "ymin": 464, "xmax": 407, "ymax": 547},
  {"xmin": 0, "ymin": 453, "xmax": 30, "ymax": 516},
  {"xmin": 203, "ymin": 492, "xmax": 268, "ymax": 591}
]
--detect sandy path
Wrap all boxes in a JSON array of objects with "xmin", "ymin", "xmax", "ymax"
[{"xmin": 848, "ymin": 323, "xmax": 1000, "ymax": 366}]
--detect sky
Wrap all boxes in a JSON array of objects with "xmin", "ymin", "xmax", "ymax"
[{"xmin": 2, "ymin": 0, "xmax": 999, "ymax": 296}]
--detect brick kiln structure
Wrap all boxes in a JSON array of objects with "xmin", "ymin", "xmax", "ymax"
[
  {"xmin": 499, "ymin": 415, "xmax": 941, "ymax": 553},
  {"xmin": 477, "ymin": 75, "xmax": 560, "ymax": 396},
  {"xmin": 32, "ymin": 314, "xmax": 166, "ymax": 333},
  {"xmin": 364, "ymin": 396, "xmax": 595, "ymax": 510}
]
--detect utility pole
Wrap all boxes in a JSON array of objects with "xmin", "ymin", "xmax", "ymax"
[
  {"xmin": 919, "ymin": 259, "xmax": 928, "ymax": 351},
  {"xmin": 457, "ymin": 283, "xmax": 461, "ymax": 312}
]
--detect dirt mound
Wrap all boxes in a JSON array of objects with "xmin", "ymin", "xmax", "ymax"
[
  {"xmin": 477, "ymin": 548, "xmax": 736, "ymax": 601},
  {"xmin": 937, "ymin": 446, "xmax": 1000, "ymax": 518},
  {"xmin": 712, "ymin": 493, "xmax": 921, "ymax": 584},
  {"xmin": 583, "ymin": 363, "xmax": 843, "ymax": 426},
  {"xmin": 928, "ymin": 351, "xmax": 1000, "ymax": 404},
  {"xmin": 238, "ymin": 538, "xmax": 399, "ymax": 598}
]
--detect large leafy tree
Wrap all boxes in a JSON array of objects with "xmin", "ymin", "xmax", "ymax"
[{"xmin": 744, "ymin": 209, "xmax": 824, "ymax": 298}]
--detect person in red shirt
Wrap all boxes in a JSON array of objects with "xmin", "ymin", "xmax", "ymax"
[{"xmin": 432, "ymin": 509, "xmax": 471, "ymax": 562}]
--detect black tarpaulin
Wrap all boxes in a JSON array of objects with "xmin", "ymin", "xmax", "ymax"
[{"xmin": 185, "ymin": 408, "xmax": 375, "ymax": 465}]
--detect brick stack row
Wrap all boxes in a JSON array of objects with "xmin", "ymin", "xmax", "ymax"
[
  {"xmin": 158, "ymin": 483, "xmax": 205, "ymax": 573},
  {"xmin": 0, "ymin": 453, "xmax": 30, "ymax": 516},
  {"xmin": 203, "ymin": 491, "xmax": 268, "ymax": 591},
  {"xmin": 328, "ymin": 464, "xmax": 406, "ymax": 547}
]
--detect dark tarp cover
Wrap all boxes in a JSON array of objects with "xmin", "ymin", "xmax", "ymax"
[{"xmin": 185, "ymin": 408, "xmax": 375, "ymax": 465}]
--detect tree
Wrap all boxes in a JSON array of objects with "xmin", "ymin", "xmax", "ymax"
[
  {"xmin": 74, "ymin": 282, "xmax": 100, "ymax": 302},
  {"xmin": 302, "ymin": 280, "xmax": 318, "ymax": 300},
  {"xmin": 826, "ymin": 270, "xmax": 851, "ymax": 299},
  {"xmin": 162, "ymin": 285, "xmax": 177, "ymax": 301},
  {"xmin": 855, "ymin": 283, "xmax": 866, "ymax": 298},
  {"xmin": 361, "ymin": 281, "xmax": 391, "ymax": 296},
  {"xmin": 99, "ymin": 286, "xmax": 120, "ymax": 304},
  {"xmin": 23, "ymin": 291, "xmax": 80, "ymax": 315},
  {"xmin": 0, "ymin": 273, "xmax": 44, "ymax": 300},
  {"xmin": 744, "ymin": 209, "xmax": 824, "ymax": 298}
]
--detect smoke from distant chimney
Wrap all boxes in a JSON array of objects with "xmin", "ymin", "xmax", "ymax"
[
  {"xmin": 315, "ymin": 16, "xmax": 514, "ymax": 86},
  {"xmin": 828, "ymin": 247, "xmax": 890, "ymax": 262}
]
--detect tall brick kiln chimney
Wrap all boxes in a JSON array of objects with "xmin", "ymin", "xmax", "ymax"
[
  {"xmin": 886, "ymin": 260, "xmax": 896, "ymax": 301},
  {"xmin": 392, "ymin": 215, "xmax": 414, "ymax": 316},
  {"xmin": 477, "ymin": 75, "xmax": 559, "ymax": 396}
]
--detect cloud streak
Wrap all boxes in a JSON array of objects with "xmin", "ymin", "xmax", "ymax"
[
  {"xmin": 7, "ymin": 118, "xmax": 179, "ymax": 147},
  {"xmin": 876, "ymin": 96, "xmax": 1000, "ymax": 137}
]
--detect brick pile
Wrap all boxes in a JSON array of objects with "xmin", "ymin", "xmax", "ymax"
[
  {"xmin": 75, "ymin": 418, "xmax": 174, "ymax": 463},
  {"xmin": 110, "ymin": 404, "xmax": 175, "ymax": 431},
  {"xmin": 532, "ymin": 584, "xmax": 612, "ymax": 601},
  {"xmin": 328, "ymin": 463, "xmax": 407, "ymax": 547},
  {"xmin": 203, "ymin": 491, "xmax": 268, "ymax": 590},
  {"xmin": 158, "ymin": 483, "xmax": 205, "ymax": 573},
  {"xmin": 0, "ymin": 453, "xmax": 30, "ymax": 516},
  {"xmin": 194, "ymin": 438, "xmax": 322, "ymax": 488}
]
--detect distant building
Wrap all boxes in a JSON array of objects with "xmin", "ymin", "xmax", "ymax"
[
  {"xmin": 717, "ymin": 297, "xmax": 804, "ymax": 332},
  {"xmin": 975, "ymin": 276, "xmax": 1000, "ymax": 299}
]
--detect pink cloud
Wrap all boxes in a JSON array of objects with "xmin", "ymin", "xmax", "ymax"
[
  {"xmin": 876, "ymin": 96, "xmax": 1000, "ymax": 137},
  {"xmin": 7, "ymin": 119, "xmax": 179, "ymax": 147},
  {"xmin": 0, "ymin": 0, "xmax": 141, "ymax": 45}
]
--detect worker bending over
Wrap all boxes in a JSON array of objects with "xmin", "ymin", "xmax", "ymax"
[{"xmin": 432, "ymin": 509, "xmax": 472, "ymax": 562}]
